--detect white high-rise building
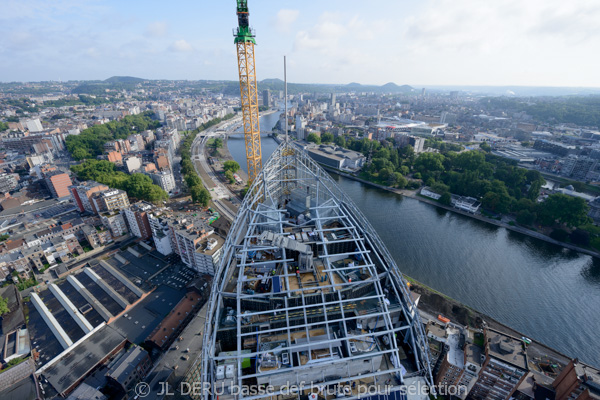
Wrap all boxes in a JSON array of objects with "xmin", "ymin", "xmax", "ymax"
[
  {"xmin": 149, "ymin": 170, "xmax": 176, "ymax": 194},
  {"xmin": 295, "ymin": 115, "xmax": 305, "ymax": 141},
  {"xmin": 148, "ymin": 214, "xmax": 173, "ymax": 255}
]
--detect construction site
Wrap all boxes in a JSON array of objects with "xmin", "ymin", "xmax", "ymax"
[{"xmin": 185, "ymin": 144, "xmax": 434, "ymax": 399}]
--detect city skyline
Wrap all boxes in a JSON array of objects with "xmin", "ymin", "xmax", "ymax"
[{"xmin": 2, "ymin": 0, "xmax": 600, "ymax": 87}]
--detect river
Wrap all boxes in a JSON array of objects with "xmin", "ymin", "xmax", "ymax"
[{"xmin": 227, "ymin": 120, "xmax": 600, "ymax": 367}]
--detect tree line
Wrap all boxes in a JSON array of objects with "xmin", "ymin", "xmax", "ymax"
[
  {"xmin": 333, "ymin": 134, "xmax": 591, "ymax": 232},
  {"xmin": 65, "ymin": 112, "xmax": 160, "ymax": 160}
]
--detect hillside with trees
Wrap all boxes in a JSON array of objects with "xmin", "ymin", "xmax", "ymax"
[
  {"xmin": 65, "ymin": 112, "xmax": 160, "ymax": 160},
  {"xmin": 71, "ymin": 160, "xmax": 168, "ymax": 203},
  {"xmin": 481, "ymin": 96, "xmax": 600, "ymax": 128}
]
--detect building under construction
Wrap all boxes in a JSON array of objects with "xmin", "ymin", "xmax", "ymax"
[{"xmin": 186, "ymin": 143, "xmax": 433, "ymax": 399}]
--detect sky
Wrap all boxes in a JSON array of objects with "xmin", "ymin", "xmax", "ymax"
[{"xmin": 1, "ymin": 0, "xmax": 600, "ymax": 87}]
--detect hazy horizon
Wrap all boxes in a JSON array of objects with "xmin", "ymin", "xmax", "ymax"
[{"xmin": 2, "ymin": 1, "xmax": 600, "ymax": 87}]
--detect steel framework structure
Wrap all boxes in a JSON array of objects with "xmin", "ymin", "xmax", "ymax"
[
  {"xmin": 235, "ymin": 1, "xmax": 262, "ymax": 182},
  {"xmin": 185, "ymin": 143, "xmax": 433, "ymax": 400}
]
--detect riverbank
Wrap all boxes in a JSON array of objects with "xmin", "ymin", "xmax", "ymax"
[
  {"xmin": 323, "ymin": 166, "xmax": 600, "ymax": 260},
  {"xmin": 223, "ymin": 136, "xmax": 599, "ymax": 366},
  {"xmin": 407, "ymin": 277, "xmax": 573, "ymax": 366},
  {"xmin": 206, "ymin": 109, "xmax": 281, "ymax": 197}
]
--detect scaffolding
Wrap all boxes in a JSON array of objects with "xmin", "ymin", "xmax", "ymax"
[{"xmin": 186, "ymin": 142, "xmax": 433, "ymax": 400}]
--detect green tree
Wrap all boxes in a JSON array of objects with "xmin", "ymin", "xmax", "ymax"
[
  {"xmin": 482, "ymin": 190, "xmax": 511, "ymax": 214},
  {"xmin": 307, "ymin": 133, "xmax": 321, "ymax": 144},
  {"xmin": 439, "ymin": 192, "xmax": 452, "ymax": 205},
  {"xmin": 224, "ymin": 170, "xmax": 235, "ymax": 184},
  {"xmin": 379, "ymin": 168, "xmax": 392, "ymax": 182},
  {"xmin": 0, "ymin": 297, "xmax": 9, "ymax": 316},
  {"xmin": 223, "ymin": 160, "xmax": 240, "ymax": 173},
  {"xmin": 190, "ymin": 185, "xmax": 203, "ymax": 203},
  {"xmin": 480, "ymin": 143, "xmax": 491, "ymax": 152},
  {"xmin": 212, "ymin": 137, "xmax": 223, "ymax": 152},
  {"xmin": 516, "ymin": 210, "xmax": 535, "ymax": 226},
  {"xmin": 394, "ymin": 173, "xmax": 407, "ymax": 188},
  {"xmin": 430, "ymin": 182, "xmax": 450, "ymax": 195},
  {"xmin": 321, "ymin": 132, "xmax": 334, "ymax": 143},
  {"xmin": 71, "ymin": 148, "xmax": 91, "ymax": 160},
  {"xmin": 185, "ymin": 174, "xmax": 202, "ymax": 188},
  {"xmin": 414, "ymin": 152, "xmax": 445, "ymax": 180},
  {"xmin": 0, "ymin": 122, "xmax": 9, "ymax": 132},
  {"xmin": 455, "ymin": 151, "xmax": 486, "ymax": 171},
  {"xmin": 334, "ymin": 135, "xmax": 346, "ymax": 148},
  {"xmin": 537, "ymin": 194, "xmax": 590, "ymax": 227},
  {"xmin": 70, "ymin": 159, "xmax": 167, "ymax": 203},
  {"xmin": 190, "ymin": 185, "xmax": 211, "ymax": 206},
  {"xmin": 197, "ymin": 187, "xmax": 212, "ymax": 207}
]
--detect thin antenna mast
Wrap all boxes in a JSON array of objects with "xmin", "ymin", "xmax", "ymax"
[{"xmin": 284, "ymin": 55, "xmax": 288, "ymax": 143}]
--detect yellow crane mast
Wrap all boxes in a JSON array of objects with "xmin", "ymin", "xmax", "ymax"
[{"xmin": 234, "ymin": 0, "xmax": 262, "ymax": 183}]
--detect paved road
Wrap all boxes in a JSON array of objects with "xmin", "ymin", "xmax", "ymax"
[{"xmin": 191, "ymin": 119, "xmax": 242, "ymax": 221}]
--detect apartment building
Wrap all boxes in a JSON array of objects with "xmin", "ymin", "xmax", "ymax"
[
  {"xmin": 122, "ymin": 202, "xmax": 153, "ymax": 240},
  {"xmin": 91, "ymin": 189, "xmax": 130, "ymax": 215},
  {"xmin": 148, "ymin": 213, "xmax": 223, "ymax": 274},
  {"xmin": 149, "ymin": 170, "xmax": 176, "ymax": 194},
  {"xmin": 69, "ymin": 181, "xmax": 109, "ymax": 213},
  {"xmin": 101, "ymin": 211, "xmax": 128, "ymax": 238},
  {"xmin": 0, "ymin": 173, "xmax": 19, "ymax": 193},
  {"xmin": 148, "ymin": 214, "xmax": 174, "ymax": 255}
]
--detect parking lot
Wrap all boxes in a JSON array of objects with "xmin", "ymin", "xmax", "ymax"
[{"xmin": 150, "ymin": 263, "xmax": 197, "ymax": 291}]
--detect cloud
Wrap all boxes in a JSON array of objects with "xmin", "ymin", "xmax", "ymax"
[
  {"xmin": 403, "ymin": 0, "xmax": 600, "ymax": 55},
  {"xmin": 0, "ymin": 0, "xmax": 104, "ymax": 21},
  {"xmin": 274, "ymin": 9, "xmax": 299, "ymax": 34},
  {"xmin": 146, "ymin": 21, "xmax": 167, "ymax": 37},
  {"xmin": 293, "ymin": 12, "xmax": 346, "ymax": 53},
  {"xmin": 169, "ymin": 39, "xmax": 193, "ymax": 52}
]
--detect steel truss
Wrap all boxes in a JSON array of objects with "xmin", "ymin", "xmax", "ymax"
[{"xmin": 186, "ymin": 143, "xmax": 433, "ymax": 400}]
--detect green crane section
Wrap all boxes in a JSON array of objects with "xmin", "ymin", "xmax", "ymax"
[{"xmin": 235, "ymin": 0, "xmax": 256, "ymax": 44}]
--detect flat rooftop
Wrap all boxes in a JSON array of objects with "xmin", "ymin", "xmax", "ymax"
[
  {"xmin": 146, "ymin": 291, "xmax": 203, "ymax": 348},
  {"xmin": 196, "ymin": 234, "xmax": 224, "ymax": 257},
  {"xmin": 40, "ymin": 325, "xmax": 126, "ymax": 396},
  {"xmin": 446, "ymin": 326, "xmax": 465, "ymax": 369},
  {"xmin": 487, "ymin": 329, "xmax": 527, "ymax": 370},
  {"xmin": 111, "ymin": 284, "xmax": 185, "ymax": 344}
]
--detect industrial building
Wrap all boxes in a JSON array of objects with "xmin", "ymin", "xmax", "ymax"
[
  {"xmin": 105, "ymin": 345, "xmax": 152, "ymax": 394},
  {"xmin": 186, "ymin": 143, "xmax": 433, "ymax": 399},
  {"xmin": 45, "ymin": 172, "xmax": 73, "ymax": 199},
  {"xmin": 306, "ymin": 144, "xmax": 366, "ymax": 171},
  {"xmin": 468, "ymin": 329, "xmax": 528, "ymax": 400}
]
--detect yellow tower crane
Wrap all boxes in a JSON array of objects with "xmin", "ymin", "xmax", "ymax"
[{"xmin": 234, "ymin": 0, "xmax": 262, "ymax": 183}]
